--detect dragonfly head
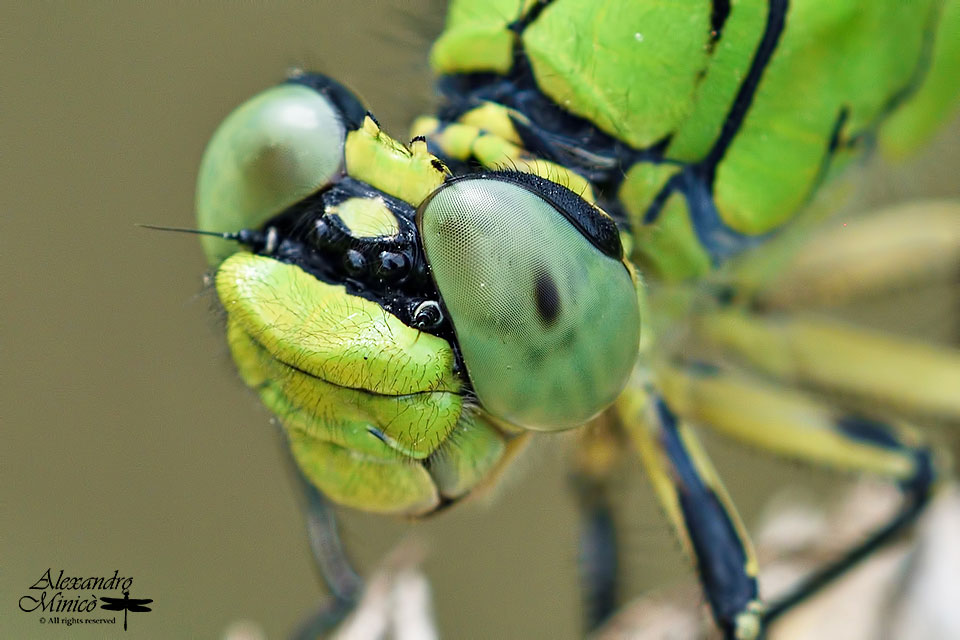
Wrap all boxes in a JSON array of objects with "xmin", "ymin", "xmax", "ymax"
[{"xmin": 196, "ymin": 73, "xmax": 640, "ymax": 514}]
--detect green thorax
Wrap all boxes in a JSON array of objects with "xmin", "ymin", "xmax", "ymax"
[{"xmin": 425, "ymin": 0, "xmax": 960, "ymax": 281}]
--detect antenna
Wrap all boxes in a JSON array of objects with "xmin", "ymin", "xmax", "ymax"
[{"xmin": 137, "ymin": 224, "xmax": 271, "ymax": 251}]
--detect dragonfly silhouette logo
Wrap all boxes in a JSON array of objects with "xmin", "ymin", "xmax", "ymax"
[
  {"xmin": 100, "ymin": 590, "xmax": 153, "ymax": 631},
  {"xmin": 18, "ymin": 569, "xmax": 153, "ymax": 631}
]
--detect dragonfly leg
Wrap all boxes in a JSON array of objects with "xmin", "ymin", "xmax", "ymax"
[
  {"xmin": 728, "ymin": 200, "xmax": 960, "ymax": 310},
  {"xmin": 691, "ymin": 308, "xmax": 960, "ymax": 421},
  {"xmin": 571, "ymin": 417, "xmax": 626, "ymax": 632},
  {"xmin": 616, "ymin": 381, "xmax": 763, "ymax": 640},
  {"xmin": 278, "ymin": 428, "xmax": 363, "ymax": 640},
  {"xmin": 657, "ymin": 362, "xmax": 942, "ymax": 630}
]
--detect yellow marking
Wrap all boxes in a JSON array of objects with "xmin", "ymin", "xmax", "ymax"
[
  {"xmin": 657, "ymin": 363, "xmax": 917, "ymax": 480},
  {"xmin": 471, "ymin": 129, "xmax": 521, "ymax": 164},
  {"xmin": 330, "ymin": 197, "xmax": 399, "ymax": 238},
  {"xmin": 617, "ymin": 382, "xmax": 694, "ymax": 559},
  {"xmin": 694, "ymin": 310, "xmax": 960, "ymax": 420},
  {"xmin": 575, "ymin": 412, "xmax": 625, "ymax": 479},
  {"xmin": 735, "ymin": 603, "xmax": 764, "ymax": 640},
  {"xmin": 460, "ymin": 102, "xmax": 523, "ymax": 144},
  {"xmin": 436, "ymin": 123, "xmax": 478, "ymax": 160},
  {"xmin": 345, "ymin": 115, "xmax": 446, "ymax": 205},
  {"xmin": 410, "ymin": 116, "xmax": 441, "ymax": 140}
]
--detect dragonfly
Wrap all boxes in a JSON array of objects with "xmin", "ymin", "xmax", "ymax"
[
  {"xmin": 189, "ymin": 0, "xmax": 960, "ymax": 637},
  {"xmin": 99, "ymin": 590, "xmax": 153, "ymax": 631}
]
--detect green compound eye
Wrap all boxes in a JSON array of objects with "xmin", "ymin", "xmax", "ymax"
[
  {"xmin": 418, "ymin": 177, "xmax": 641, "ymax": 431},
  {"xmin": 196, "ymin": 83, "xmax": 346, "ymax": 264}
]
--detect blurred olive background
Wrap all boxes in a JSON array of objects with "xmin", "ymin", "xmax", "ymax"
[{"xmin": 2, "ymin": 3, "xmax": 958, "ymax": 639}]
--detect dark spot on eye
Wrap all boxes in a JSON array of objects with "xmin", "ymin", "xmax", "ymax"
[
  {"xmin": 534, "ymin": 271, "xmax": 561, "ymax": 326},
  {"xmin": 527, "ymin": 346, "xmax": 546, "ymax": 368}
]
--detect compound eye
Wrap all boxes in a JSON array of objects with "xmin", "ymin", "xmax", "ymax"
[
  {"xmin": 418, "ymin": 177, "xmax": 640, "ymax": 431},
  {"xmin": 196, "ymin": 83, "xmax": 346, "ymax": 264}
]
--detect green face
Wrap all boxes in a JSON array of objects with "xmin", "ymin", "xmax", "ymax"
[
  {"xmin": 198, "ymin": 0, "xmax": 959, "ymax": 518},
  {"xmin": 196, "ymin": 75, "xmax": 641, "ymax": 514}
]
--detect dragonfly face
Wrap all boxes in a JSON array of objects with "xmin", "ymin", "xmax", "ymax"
[
  {"xmin": 196, "ymin": 72, "xmax": 641, "ymax": 514},
  {"xmin": 192, "ymin": 1, "xmax": 960, "ymax": 635}
]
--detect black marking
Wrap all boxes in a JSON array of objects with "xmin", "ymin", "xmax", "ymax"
[
  {"xmin": 685, "ymin": 360, "xmax": 723, "ymax": 377},
  {"xmin": 642, "ymin": 167, "xmax": 771, "ymax": 264},
  {"xmin": 642, "ymin": 178, "xmax": 676, "ymax": 224},
  {"xmin": 835, "ymin": 414, "xmax": 902, "ymax": 450},
  {"xmin": 533, "ymin": 270, "xmax": 561, "ymax": 326},
  {"xmin": 654, "ymin": 397, "xmax": 758, "ymax": 632},
  {"xmin": 764, "ymin": 416, "xmax": 936, "ymax": 625},
  {"xmin": 636, "ymin": 0, "xmax": 788, "ymax": 264},
  {"xmin": 244, "ymin": 176, "xmax": 462, "ymax": 361},
  {"xmin": 411, "ymin": 135, "xmax": 427, "ymax": 144},
  {"xmin": 377, "ymin": 250, "xmax": 409, "ymax": 282},
  {"xmin": 572, "ymin": 475, "xmax": 619, "ymax": 631},
  {"xmin": 903, "ymin": 447, "xmax": 936, "ymax": 498},
  {"xmin": 804, "ymin": 106, "xmax": 851, "ymax": 200},
  {"xmin": 507, "ymin": 0, "xmax": 554, "ymax": 34},
  {"xmin": 710, "ymin": 0, "xmax": 732, "ymax": 45},
  {"xmin": 343, "ymin": 249, "xmax": 366, "ymax": 276},
  {"xmin": 701, "ymin": 0, "xmax": 788, "ymax": 178},
  {"xmin": 826, "ymin": 107, "xmax": 850, "ymax": 155},
  {"xmin": 435, "ymin": 170, "xmax": 626, "ymax": 260},
  {"xmin": 430, "ymin": 158, "xmax": 447, "ymax": 173},
  {"xmin": 873, "ymin": 1, "xmax": 943, "ymax": 125},
  {"xmin": 713, "ymin": 283, "xmax": 738, "ymax": 306}
]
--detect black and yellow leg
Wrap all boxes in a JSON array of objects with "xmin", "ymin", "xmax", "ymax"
[
  {"xmin": 617, "ymin": 380, "xmax": 763, "ymax": 639},
  {"xmin": 279, "ymin": 429, "xmax": 363, "ymax": 640},
  {"xmin": 657, "ymin": 362, "xmax": 940, "ymax": 629},
  {"xmin": 571, "ymin": 416, "xmax": 626, "ymax": 632}
]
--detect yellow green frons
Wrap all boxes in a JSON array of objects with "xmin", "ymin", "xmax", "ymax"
[
  {"xmin": 345, "ymin": 115, "xmax": 447, "ymax": 206},
  {"xmin": 330, "ymin": 196, "xmax": 399, "ymax": 238}
]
